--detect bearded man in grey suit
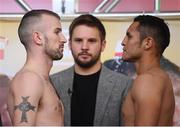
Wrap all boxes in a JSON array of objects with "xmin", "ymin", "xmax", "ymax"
[{"xmin": 50, "ymin": 14, "xmax": 132, "ymax": 126}]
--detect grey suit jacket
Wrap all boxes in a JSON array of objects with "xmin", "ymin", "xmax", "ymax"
[{"xmin": 50, "ymin": 65, "xmax": 132, "ymax": 126}]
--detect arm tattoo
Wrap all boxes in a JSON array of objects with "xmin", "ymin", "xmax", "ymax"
[{"xmin": 14, "ymin": 96, "xmax": 36, "ymax": 123}]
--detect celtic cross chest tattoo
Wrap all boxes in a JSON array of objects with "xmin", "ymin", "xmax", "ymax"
[{"xmin": 14, "ymin": 96, "xmax": 36, "ymax": 123}]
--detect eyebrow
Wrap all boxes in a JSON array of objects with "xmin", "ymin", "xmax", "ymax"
[
  {"xmin": 74, "ymin": 37, "xmax": 82, "ymax": 40},
  {"xmin": 88, "ymin": 38, "xmax": 97, "ymax": 41},
  {"xmin": 55, "ymin": 27, "xmax": 62, "ymax": 32}
]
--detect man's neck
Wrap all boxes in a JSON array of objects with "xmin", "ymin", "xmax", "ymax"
[
  {"xmin": 25, "ymin": 55, "xmax": 53, "ymax": 79},
  {"xmin": 135, "ymin": 56, "xmax": 160, "ymax": 75}
]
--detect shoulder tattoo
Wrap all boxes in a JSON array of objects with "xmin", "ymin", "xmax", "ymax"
[{"xmin": 14, "ymin": 96, "xmax": 36, "ymax": 123}]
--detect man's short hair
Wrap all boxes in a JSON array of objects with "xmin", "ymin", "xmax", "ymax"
[
  {"xmin": 69, "ymin": 14, "xmax": 106, "ymax": 41},
  {"xmin": 134, "ymin": 15, "xmax": 170, "ymax": 55},
  {"xmin": 18, "ymin": 9, "xmax": 60, "ymax": 47}
]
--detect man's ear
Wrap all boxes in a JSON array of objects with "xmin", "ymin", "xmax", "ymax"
[
  {"xmin": 68, "ymin": 39, "xmax": 72, "ymax": 50},
  {"xmin": 143, "ymin": 37, "xmax": 154, "ymax": 50},
  {"xmin": 101, "ymin": 40, "xmax": 106, "ymax": 52},
  {"xmin": 33, "ymin": 31, "xmax": 43, "ymax": 45}
]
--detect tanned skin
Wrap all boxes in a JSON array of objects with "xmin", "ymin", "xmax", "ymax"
[{"xmin": 121, "ymin": 20, "xmax": 175, "ymax": 126}]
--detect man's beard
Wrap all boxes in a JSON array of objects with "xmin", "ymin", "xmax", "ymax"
[
  {"xmin": 72, "ymin": 51, "xmax": 101, "ymax": 68},
  {"xmin": 44, "ymin": 36, "xmax": 63, "ymax": 60}
]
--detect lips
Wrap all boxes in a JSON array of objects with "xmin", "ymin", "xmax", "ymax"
[
  {"xmin": 58, "ymin": 45, "xmax": 64, "ymax": 53},
  {"xmin": 59, "ymin": 44, "xmax": 64, "ymax": 49},
  {"xmin": 78, "ymin": 52, "xmax": 91, "ymax": 58},
  {"xmin": 79, "ymin": 52, "xmax": 90, "ymax": 55}
]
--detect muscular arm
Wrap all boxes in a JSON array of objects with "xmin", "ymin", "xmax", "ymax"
[
  {"xmin": 132, "ymin": 74, "xmax": 163, "ymax": 125},
  {"xmin": 8, "ymin": 72, "xmax": 43, "ymax": 126}
]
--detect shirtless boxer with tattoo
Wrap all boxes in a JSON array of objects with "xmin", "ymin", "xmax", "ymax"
[{"xmin": 7, "ymin": 9, "xmax": 66, "ymax": 126}]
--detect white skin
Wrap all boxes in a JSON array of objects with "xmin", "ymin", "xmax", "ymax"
[
  {"xmin": 121, "ymin": 22, "xmax": 175, "ymax": 126},
  {"xmin": 8, "ymin": 14, "xmax": 66, "ymax": 126},
  {"xmin": 69, "ymin": 25, "xmax": 106, "ymax": 75}
]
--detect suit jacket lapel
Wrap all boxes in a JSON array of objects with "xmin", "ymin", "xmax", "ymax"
[
  {"xmin": 94, "ymin": 65, "xmax": 115, "ymax": 125},
  {"xmin": 61, "ymin": 66, "xmax": 74, "ymax": 125}
]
